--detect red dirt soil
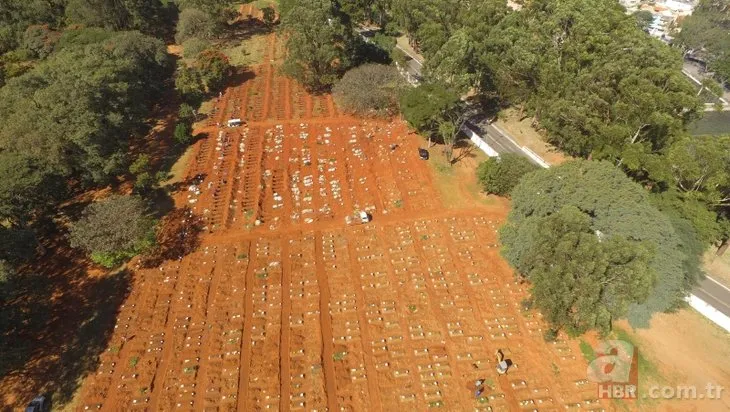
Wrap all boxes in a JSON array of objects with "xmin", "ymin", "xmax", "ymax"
[{"xmin": 69, "ymin": 31, "xmax": 612, "ymax": 411}]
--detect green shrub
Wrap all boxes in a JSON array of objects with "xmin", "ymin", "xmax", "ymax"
[
  {"xmin": 182, "ymin": 37, "xmax": 210, "ymax": 59},
  {"xmin": 476, "ymin": 153, "xmax": 538, "ymax": 197}
]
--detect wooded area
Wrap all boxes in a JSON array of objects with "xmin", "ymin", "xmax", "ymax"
[{"xmin": 0, "ymin": 0, "xmax": 244, "ymax": 359}]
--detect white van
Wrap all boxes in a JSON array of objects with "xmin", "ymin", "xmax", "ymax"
[{"xmin": 227, "ymin": 118, "xmax": 242, "ymax": 127}]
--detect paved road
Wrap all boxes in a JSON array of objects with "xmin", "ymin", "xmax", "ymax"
[
  {"xmin": 694, "ymin": 276, "xmax": 730, "ymax": 318},
  {"xmin": 683, "ymin": 60, "xmax": 730, "ymax": 103},
  {"xmin": 465, "ymin": 120, "xmax": 524, "ymax": 156}
]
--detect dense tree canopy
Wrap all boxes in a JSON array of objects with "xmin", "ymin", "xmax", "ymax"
[
  {"xmin": 333, "ymin": 63, "xmax": 405, "ymax": 117},
  {"xmin": 69, "ymin": 195, "xmax": 156, "ymax": 267},
  {"xmin": 501, "ymin": 161, "xmax": 696, "ymax": 329},
  {"xmin": 175, "ymin": 7, "xmax": 220, "ymax": 44},
  {"xmin": 483, "ymin": 0, "xmax": 700, "ymax": 168},
  {"xmin": 0, "ymin": 152, "xmax": 64, "ymax": 226},
  {"xmin": 523, "ymin": 205, "xmax": 655, "ymax": 335},
  {"xmin": 383, "ymin": 0, "xmax": 724, "ymax": 255},
  {"xmin": 65, "ymin": 0, "xmax": 168, "ymax": 34},
  {"xmin": 0, "ymin": 29, "xmax": 170, "ymax": 183},
  {"xmin": 281, "ymin": 0, "xmax": 358, "ymax": 91},
  {"xmin": 399, "ymin": 83, "xmax": 460, "ymax": 133},
  {"xmin": 665, "ymin": 135, "xmax": 730, "ymax": 206},
  {"xmin": 195, "ymin": 49, "xmax": 232, "ymax": 93},
  {"xmin": 678, "ymin": 0, "xmax": 730, "ymax": 82}
]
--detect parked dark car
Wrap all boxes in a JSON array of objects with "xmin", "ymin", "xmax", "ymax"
[
  {"xmin": 26, "ymin": 396, "xmax": 48, "ymax": 412},
  {"xmin": 418, "ymin": 148, "xmax": 429, "ymax": 160}
]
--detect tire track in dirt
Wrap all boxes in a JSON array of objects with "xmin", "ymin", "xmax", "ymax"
[
  {"xmin": 305, "ymin": 93, "xmax": 313, "ymax": 119},
  {"xmin": 146, "ymin": 257, "xmax": 198, "ymax": 411},
  {"xmin": 313, "ymin": 232, "xmax": 339, "ymax": 411},
  {"xmin": 94, "ymin": 267, "xmax": 161, "ymax": 410},
  {"xmin": 439, "ymin": 218, "xmax": 517, "ymax": 409},
  {"xmin": 191, "ymin": 247, "xmax": 225, "ymax": 409},
  {"xmin": 284, "ymin": 77, "xmax": 293, "ymax": 120},
  {"xmin": 326, "ymin": 94, "xmax": 336, "ymax": 118},
  {"xmin": 354, "ymin": 130, "xmax": 387, "ymax": 213},
  {"xmin": 259, "ymin": 35, "xmax": 276, "ymax": 124},
  {"xmin": 279, "ymin": 237, "xmax": 292, "ymax": 411},
  {"xmin": 236, "ymin": 241, "xmax": 256, "ymax": 412},
  {"xmin": 344, "ymin": 229, "xmax": 385, "ymax": 412}
]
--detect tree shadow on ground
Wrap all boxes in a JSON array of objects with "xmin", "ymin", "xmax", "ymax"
[
  {"xmin": 145, "ymin": 187, "xmax": 176, "ymax": 219},
  {"xmin": 227, "ymin": 15, "xmax": 275, "ymax": 42},
  {"xmin": 451, "ymin": 138, "xmax": 478, "ymax": 164},
  {"xmin": 0, "ymin": 226, "xmax": 131, "ymax": 409},
  {"xmin": 139, "ymin": 207, "xmax": 204, "ymax": 268}
]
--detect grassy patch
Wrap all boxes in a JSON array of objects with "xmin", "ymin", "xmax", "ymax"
[
  {"xmin": 197, "ymin": 100, "xmax": 214, "ymax": 116},
  {"xmin": 222, "ymin": 34, "xmax": 269, "ymax": 67},
  {"xmin": 613, "ymin": 327, "xmax": 661, "ymax": 382},
  {"xmin": 161, "ymin": 144, "xmax": 195, "ymax": 186},
  {"xmin": 435, "ymin": 163, "xmax": 453, "ymax": 175},
  {"xmin": 333, "ymin": 351, "xmax": 347, "ymax": 361},
  {"xmin": 425, "ymin": 143, "xmax": 494, "ymax": 208},
  {"xmin": 608, "ymin": 327, "xmax": 664, "ymax": 409},
  {"xmin": 129, "ymin": 356, "xmax": 139, "ymax": 368},
  {"xmin": 579, "ymin": 339, "xmax": 595, "ymax": 361}
]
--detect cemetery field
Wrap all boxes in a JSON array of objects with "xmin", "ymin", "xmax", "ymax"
[{"xmin": 75, "ymin": 32, "xmax": 611, "ymax": 411}]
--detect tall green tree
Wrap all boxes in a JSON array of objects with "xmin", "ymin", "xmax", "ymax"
[
  {"xmin": 195, "ymin": 48, "xmax": 232, "ymax": 93},
  {"xmin": 399, "ymin": 82, "xmax": 459, "ymax": 133},
  {"xmin": 633, "ymin": 10, "xmax": 654, "ymax": 31},
  {"xmin": 523, "ymin": 205, "xmax": 655, "ymax": 335},
  {"xmin": 65, "ymin": 0, "xmax": 168, "ymax": 34},
  {"xmin": 175, "ymin": 7, "xmax": 219, "ymax": 43},
  {"xmin": 69, "ymin": 195, "xmax": 156, "ymax": 267},
  {"xmin": 282, "ymin": 0, "xmax": 358, "ymax": 91},
  {"xmin": 665, "ymin": 135, "xmax": 730, "ymax": 207},
  {"xmin": 501, "ymin": 160, "xmax": 696, "ymax": 328},
  {"xmin": 399, "ymin": 82, "xmax": 463, "ymax": 158}
]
